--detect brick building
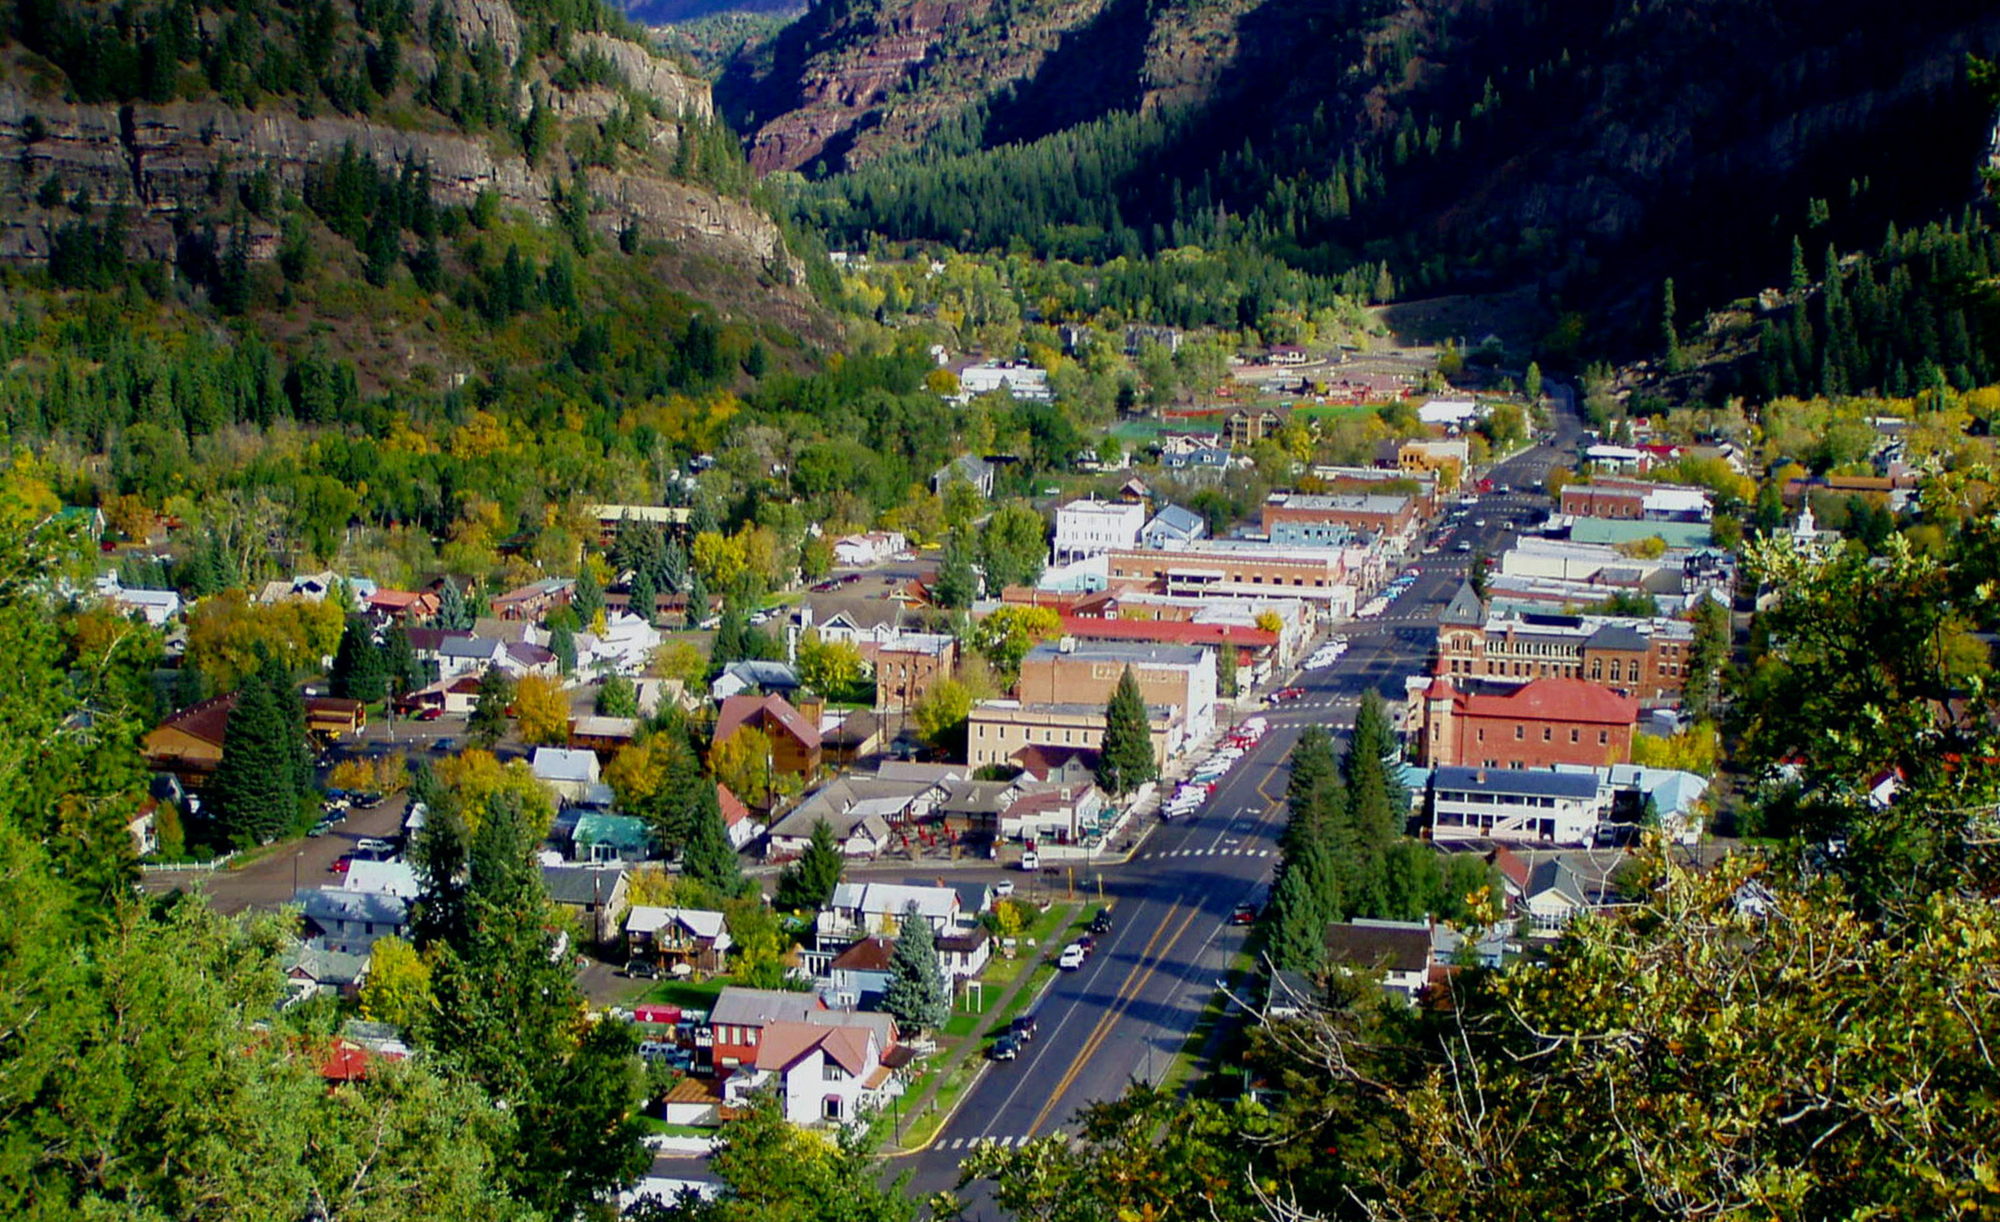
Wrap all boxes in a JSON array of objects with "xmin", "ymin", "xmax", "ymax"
[
  {"xmin": 712, "ymin": 694, "xmax": 823, "ymax": 788},
  {"xmin": 1414, "ymin": 675, "xmax": 1638, "ymax": 769},
  {"xmin": 1105, "ymin": 543, "xmax": 1346, "ymax": 598},
  {"xmin": 1016, "ymin": 640, "xmax": 1217, "ymax": 742},
  {"xmin": 873, "ymin": 632, "xmax": 957, "ymax": 713},
  {"xmin": 1559, "ymin": 478, "xmax": 1712, "ymax": 523},
  {"xmin": 1434, "ymin": 584, "xmax": 1693, "ymax": 701},
  {"xmin": 1261, "ymin": 491, "xmax": 1419, "ymax": 539}
]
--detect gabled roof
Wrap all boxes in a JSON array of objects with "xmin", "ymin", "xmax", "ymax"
[
  {"xmin": 625, "ymin": 906, "xmax": 731, "ymax": 950},
  {"xmin": 714, "ymin": 694, "xmax": 820, "ymax": 752},
  {"xmin": 1525, "ymin": 859, "xmax": 1590, "ymax": 908},
  {"xmin": 1440, "ymin": 581, "xmax": 1486, "ymax": 628},
  {"xmin": 296, "ymin": 888, "xmax": 408, "ymax": 926},
  {"xmin": 720, "ymin": 660, "xmax": 801, "ymax": 690},
  {"xmin": 1145, "ymin": 504, "xmax": 1205, "ymax": 536},
  {"xmin": 1487, "ymin": 845, "xmax": 1531, "ymax": 891},
  {"xmin": 711, "ymin": 986, "xmax": 824, "ymax": 1028},
  {"xmin": 718, "ymin": 784, "xmax": 754, "ymax": 828},
  {"xmin": 342, "ymin": 859, "xmax": 421, "ymax": 899},
  {"xmin": 1324, "ymin": 919, "xmax": 1432, "ymax": 974},
  {"xmin": 439, "ymin": 636, "xmax": 504, "ymax": 659},
  {"xmin": 1459, "ymin": 678, "xmax": 1638, "ymax": 727},
  {"xmin": 827, "ymin": 881, "xmax": 959, "ymax": 920},
  {"xmin": 532, "ymin": 747, "xmax": 602, "ymax": 784},
  {"xmin": 151, "ymin": 691, "xmax": 242, "ymax": 750},
  {"xmin": 754, "ymin": 1020, "xmax": 874, "ymax": 1076},
  {"xmin": 539, "ymin": 865, "xmax": 626, "ymax": 906},
  {"xmin": 829, "ymin": 936, "xmax": 896, "ymax": 973}
]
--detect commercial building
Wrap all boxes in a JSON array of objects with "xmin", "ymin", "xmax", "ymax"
[
  {"xmin": 1053, "ymin": 499, "xmax": 1147, "ymax": 563},
  {"xmin": 1559, "ymin": 478, "xmax": 1712, "ymax": 522},
  {"xmin": 1435, "ymin": 585, "xmax": 1695, "ymax": 702},
  {"xmin": 1413, "ymin": 675, "xmax": 1638, "ymax": 769},
  {"xmin": 967, "ymin": 700, "xmax": 1182, "ymax": 771},
  {"xmin": 1429, "ymin": 765, "xmax": 1608, "ymax": 845},
  {"xmin": 1105, "ymin": 541, "xmax": 1348, "ymax": 602},
  {"xmin": 872, "ymin": 632, "xmax": 957, "ymax": 713},
  {"xmin": 1016, "ymin": 640, "xmax": 1216, "ymax": 742},
  {"xmin": 1261, "ymin": 491, "xmax": 1420, "ymax": 539}
]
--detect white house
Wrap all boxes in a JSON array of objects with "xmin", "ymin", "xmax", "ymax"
[
  {"xmin": 1053, "ymin": 499, "xmax": 1146, "ymax": 564},
  {"xmin": 95, "ymin": 575, "xmax": 183, "ymax": 625},
  {"xmin": 532, "ymin": 748, "xmax": 603, "ymax": 802},
  {"xmin": 1140, "ymin": 504, "xmax": 1207, "ymax": 549},
  {"xmin": 437, "ymin": 637, "xmax": 508, "ymax": 681},
  {"xmin": 1417, "ymin": 398, "xmax": 1480, "ymax": 427},
  {"xmin": 341, "ymin": 859, "xmax": 422, "ymax": 899},
  {"xmin": 954, "ymin": 362, "xmax": 1051, "ymax": 404},
  {"xmin": 578, "ymin": 612, "xmax": 661, "ymax": 674},
  {"xmin": 831, "ymin": 532, "xmax": 908, "ymax": 567},
  {"xmin": 1430, "ymin": 766, "xmax": 1608, "ymax": 846},
  {"xmin": 1323, "ymin": 919, "xmax": 1434, "ymax": 1002},
  {"xmin": 721, "ymin": 1018, "xmax": 902, "ymax": 1126},
  {"xmin": 1523, "ymin": 859, "xmax": 1593, "ymax": 933},
  {"xmin": 816, "ymin": 882, "xmax": 962, "ymax": 942},
  {"xmin": 936, "ymin": 929, "xmax": 992, "ymax": 982}
]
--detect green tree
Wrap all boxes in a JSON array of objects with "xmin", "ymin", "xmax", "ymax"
[
  {"xmin": 1661, "ymin": 276, "xmax": 1684, "ymax": 372},
  {"xmin": 911, "ymin": 677, "xmax": 975, "ymax": 755},
  {"xmin": 1094, "ymin": 666, "xmax": 1158, "ymax": 796},
  {"xmin": 774, "ymin": 818, "xmax": 845, "ymax": 911},
  {"xmin": 549, "ymin": 622, "xmax": 577, "ymax": 674},
  {"xmin": 679, "ymin": 779, "xmax": 744, "ymax": 896},
  {"xmin": 1524, "ymin": 360, "xmax": 1543, "ymax": 402},
  {"xmin": 640, "ymin": 1092, "xmax": 914, "ymax": 1222},
  {"xmin": 573, "ymin": 562, "xmax": 604, "ymax": 625},
  {"xmin": 882, "ymin": 901, "xmax": 950, "ymax": 1034},
  {"xmin": 383, "ymin": 623, "xmax": 424, "ymax": 696},
  {"xmin": 628, "ymin": 567, "xmax": 659, "ymax": 629},
  {"xmin": 969, "ymin": 604, "xmax": 1060, "ymax": 685},
  {"xmin": 467, "ymin": 667, "xmax": 513, "ymax": 748},
  {"xmin": 1682, "ymin": 596, "xmax": 1730, "ymax": 720},
  {"xmin": 596, "ymin": 673, "xmax": 639, "ymax": 717},
  {"xmin": 329, "ymin": 615, "xmax": 387, "ymax": 702},
  {"xmin": 209, "ymin": 674, "xmax": 301, "ymax": 846},
  {"xmin": 437, "ymin": 577, "xmax": 473, "ymax": 631},
  {"xmin": 979, "ymin": 501, "xmax": 1048, "ymax": 591},
  {"xmin": 933, "ymin": 536, "xmax": 979, "ymax": 610},
  {"xmin": 1216, "ymin": 639, "xmax": 1238, "ymax": 698},
  {"xmin": 795, "ymin": 632, "xmax": 866, "ymax": 698}
]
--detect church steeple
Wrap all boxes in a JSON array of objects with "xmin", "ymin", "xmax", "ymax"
[{"xmin": 1441, "ymin": 580, "xmax": 1485, "ymax": 628}]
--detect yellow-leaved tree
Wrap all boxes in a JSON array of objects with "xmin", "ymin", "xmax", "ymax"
[{"xmin": 512, "ymin": 673, "xmax": 571, "ymax": 746}]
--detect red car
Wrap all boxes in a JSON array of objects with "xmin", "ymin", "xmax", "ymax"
[
  {"xmin": 1271, "ymin": 686, "xmax": 1306, "ymax": 703},
  {"xmin": 415, "ymin": 706, "xmax": 444, "ymax": 721},
  {"xmin": 330, "ymin": 855, "xmax": 354, "ymax": 875}
]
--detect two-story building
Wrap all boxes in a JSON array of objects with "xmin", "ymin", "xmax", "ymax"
[
  {"xmin": 1016, "ymin": 639, "xmax": 1217, "ymax": 742},
  {"xmin": 1414, "ymin": 674, "xmax": 1638, "ymax": 770},
  {"xmin": 1052, "ymin": 499, "xmax": 1147, "ymax": 564},
  {"xmin": 1434, "ymin": 584, "xmax": 1695, "ymax": 702},
  {"xmin": 1429, "ymin": 765, "xmax": 1609, "ymax": 845}
]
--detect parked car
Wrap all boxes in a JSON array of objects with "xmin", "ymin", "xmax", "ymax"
[
  {"xmin": 637, "ymin": 1040, "xmax": 678, "ymax": 1061},
  {"xmin": 1011, "ymin": 1013, "xmax": 1039, "ymax": 1040},
  {"xmin": 1091, "ymin": 907, "xmax": 1114, "ymax": 934},
  {"xmin": 992, "ymin": 879, "xmax": 1015, "ymax": 899},
  {"xmin": 1057, "ymin": 943, "xmax": 1086, "ymax": 970},
  {"xmin": 415, "ymin": 706, "xmax": 444, "ymax": 721},
  {"xmin": 306, "ymin": 822, "xmax": 332, "ymax": 838},
  {"xmin": 625, "ymin": 959, "xmax": 662, "ymax": 979},
  {"xmin": 432, "ymin": 737, "xmax": 457, "ymax": 753},
  {"xmin": 1230, "ymin": 901, "xmax": 1258, "ymax": 926},
  {"xmin": 989, "ymin": 1033, "xmax": 1022, "ymax": 1061},
  {"xmin": 1020, "ymin": 850, "xmax": 1040, "ymax": 871}
]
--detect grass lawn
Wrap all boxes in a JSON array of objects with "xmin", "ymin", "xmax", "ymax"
[
  {"xmin": 640, "ymin": 976, "xmax": 733, "ymax": 1011},
  {"xmin": 636, "ymin": 1117, "xmax": 717, "ymax": 1138},
  {"xmin": 900, "ymin": 1059, "xmax": 978, "ymax": 1149},
  {"xmin": 942, "ymin": 987, "xmax": 999, "ymax": 1038}
]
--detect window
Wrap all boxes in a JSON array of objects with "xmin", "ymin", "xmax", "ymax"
[
  {"xmin": 1542, "ymin": 727, "xmax": 1552, "ymax": 741},
  {"xmin": 1570, "ymin": 728, "xmax": 1580, "ymax": 743},
  {"xmin": 824, "ymin": 1096, "xmax": 843, "ymax": 1120},
  {"xmin": 1599, "ymin": 730, "xmax": 1609, "ymax": 745},
  {"xmin": 1476, "ymin": 729, "xmax": 1485, "ymax": 743},
  {"xmin": 1514, "ymin": 725, "xmax": 1524, "ymax": 740},
  {"xmin": 824, "ymin": 1063, "xmax": 849, "ymax": 1082},
  {"xmin": 1590, "ymin": 658, "xmax": 1603, "ymax": 680}
]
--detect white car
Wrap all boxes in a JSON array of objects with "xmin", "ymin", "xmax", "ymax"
[
  {"xmin": 1058, "ymin": 943, "xmax": 1086, "ymax": 970},
  {"xmin": 993, "ymin": 879, "xmax": 1015, "ymax": 898}
]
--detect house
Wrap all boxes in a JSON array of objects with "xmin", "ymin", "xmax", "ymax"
[
  {"xmin": 1052, "ymin": 499, "xmax": 1147, "ymax": 564},
  {"xmin": 936, "ymin": 929, "xmax": 992, "ymax": 982},
  {"xmin": 1523, "ymin": 858, "xmax": 1592, "ymax": 933},
  {"xmin": 1011, "ymin": 744, "xmax": 1100, "ymax": 786},
  {"xmin": 341, "ymin": 859, "xmax": 422, "ymax": 899},
  {"xmin": 824, "ymin": 936, "xmax": 896, "ymax": 1008},
  {"xmin": 539, "ymin": 864, "xmax": 630, "ymax": 945},
  {"xmin": 295, "ymin": 888, "xmax": 409, "ymax": 956},
  {"xmin": 437, "ymin": 637, "xmax": 508, "ymax": 681},
  {"xmin": 766, "ymin": 771, "xmax": 953, "ymax": 857},
  {"xmin": 954, "ymin": 362, "xmax": 1051, "ymax": 404},
  {"xmin": 625, "ymin": 906, "xmax": 732, "ymax": 975},
  {"xmin": 708, "ymin": 987, "xmax": 829, "ymax": 1070},
  {"xmin": 364, "ymin": 588, "xmax": 440, "ymax": 625},
  {"xmin": 1323, "ymin": 919, "xmax": 1435, "ymax": 1002},
  {"xmin": 284, "ymin": 943, "xmax": 372, "ymax": 1001},
  {"xmin": 1003, "ymin": 781, "xmax": 1106, "ymax": 844},
  {"xmin": 532, "ymin": 748, "xmax": 605, "ymax": 803},
  {"xmin": 1222, "ymin": 407, "xmax": 1284, "ymax": 448},
  {"xmin": 94, "ymin": 575, "xmax": 182, "ymax": 625},
  {"xmin": 712, "ymin": 660, "xmax": 803, "ymax": 702},
  {"xmin": 498, "ymin": 641, "xmax": 560, "ymax": 679},
  {"xmin": 490, "ymin": 577, "xmax": 573, "ymax": 622},
  {"xmin": 713, "ymin": 694, "xmax": 823, "ymax": 783},
  {"xmin": 305, "ymin": 697, "xmax": 366, "ymax": 739},
  {"xmin": 579, "ymin": 612, "xmax": 661, "ymax": 673},
  {"xmin": 822, "ymin": 707, "xmax": 885, "ymax": 767},
  {"xmin": 569, "ymin": 813, "xmax": 652, "ymax": 863},
  {"xmin": 1140, "ymin": 504, "xmax": 1207, "ymax": 549},
  {"xmin": 1429, "ymin": 765, "xmax": 1609, "ymax": 846},
  {"xmin": 721, "ymin": 1017, "xmax": 902, "ymax": 1125},
  {"xmin": 719, "ymin": 784, "xmax": 765, "ymax": 850},
  {"xmin": 586, "ymin": 504, "xmax": 692, "ymax": 547},
  {"xmin": 405, "ymin": 673, "xmax": 483, "ymax": 715},
  {"xmin": 931, "ymin": 454, "xmax": 997, "ymax": 497},
  {"xmin": 1163, "ymin": 445, "xmax": 1234, "ymax": 479},
  {"xmin": 568, "ymin": 715, "xmax": 639, "ymax": 758},
  {"xmin": 831, "ymin": 531, "xmax": 908, "ymax": 567},
  {"xmin": 816, "ymin": 882, "xmax": 962, "ymax": 943},
  {"xmin": 142, "ymin": 692, "xmax": 236, "ymax": 787}
]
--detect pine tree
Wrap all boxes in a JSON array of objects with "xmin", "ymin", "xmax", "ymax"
[
  {"xmin": 775, "ymin": 818, "xmax": 845, "ymax": 910},
  {"xmin": 1661, "ymin": 278, "xmax": 1683, "ymax": 373},
  {"xmin": 467, "ymin": 668, "xmax": 513, "ymax": 747},
  {"xmin": 679, "ymin": 780, "xmax": 742, "ymax": 896},
  {"xmin": 1216, "ymin": 640, "xmax": 1238, "ymax": 698},
  {"xmin": 933, "ymin": 540, "xmax": 978, "ymax": 611},
  {"xmin": 713, "ymin": 600, "xmax": 748, "ymax": 666},
  {"xmin": 685, "ymin": 570, "xmax": 709, "ymax": 629},
  {"xmin": 1791, "ymin": 235, "xmax": 1811, "ymax": 296},
  {"xmin": 882, "ymin": 901, "xmax": 950, "ymax": 1034},
  {"xmin": 329, "ymin": 616, "xmax": 387, "ymax": 702},
  {"xmin": 549, "ymin": 623, "xmax": 577, "ymax": 675},
  {"xmin": 1267, "ymin": 836, "xmax": 1335, "ymax": 973},
  {"xmin": 573, "ymin": 563, "xmax": 604, "ymax": 625},
  {"xmin": 382, "ymin": 624, "xmax": 422, "ymax": 696},
  {"xmin": 1095, "ymin": 666, "xmax": 1158, "ymax": 796},
  {"xmin": 437, "ymin": 577, "xmax": 472, "ymax": 631},
  {"xmin": 627, "ymin": 567, "xmax": 657, "ymax": 628},
  {"xmin": 208, "ymin": 679, "xmax": 297, "ymax": 846}
]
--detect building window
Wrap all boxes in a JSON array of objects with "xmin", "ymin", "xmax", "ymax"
[
  {"xmin": 1599, "ymin": 730, "xmax": 1609, "ymax": 745},
  {"xmin": 1543, "ymin": 727, "xmax": 1552, "ymax": 742},
  {"xmin": 1590, "ymin": 658, "xmax": 1603, "ymax": 680},
  {"xmin": 1570, "ymin": 728, "xmax": 1580, "ymax": 743},
  {"xmin": 1514, "ymin": 725, "xmax": 1524, "ymax": 740}
]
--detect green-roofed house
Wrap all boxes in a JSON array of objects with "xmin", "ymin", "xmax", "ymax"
[{"xmin": 571, "ymin": 812, "xmax": 654, "ymax": 864}]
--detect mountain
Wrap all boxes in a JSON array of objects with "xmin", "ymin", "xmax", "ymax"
[
  {"xmin": 726, "ymin": 0, "xmax": 2000, "ymax": 341},
  {"xmin": 4, "ymin": 0, "xmax": 806, "ymax": 317}
]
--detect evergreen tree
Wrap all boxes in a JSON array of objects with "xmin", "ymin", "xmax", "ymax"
[
  {"xmin": 775, "ymin": 817, "xmax": 845, "ymax": 910},
  {"xmin": 573, "ymin": 562, "xmax": 604, "ymax": 625},
  {"xmin": 685, "ymin": 569, "xmax": 710, "ymax": 629},
  {"xmin": 660, "ymin": 537, "xmax": 689, "ymax": 595},
  {"xmin": 1095, "ymin": 666, "xmax": 1158, "ymax": 796},
  {"xmin": 549, "ymin": 623, "xmax": 577, "ymax": 675},
  {"xmin": 712, "ymin": 600, "xmax": 748, "ymax": 666},
  {"xmin": 934, "ymin": 538, "xmax": 979, "ymax": 610},
  {"xmin": 882, "ymin": 901, "xmax": 950, "ymax": 1034},
  {"xmin": 595, "ymin": 674, "xmax": 639, "ymax": 717},
  {"xmin": 328, "ymin": 616, "xmax": 387, "ymax": 702},
  {"xmin": 627, "ymin": 567, "xmax": 658, "ymax": 628},
  {"xmin": 407, "ymin": 764, "xmax": 471, "ymax": 949},
  {"xmin": 1790, "ymin": 235, "xmax": 1811, "ymax": 295},
  {"xmin": 1661, "ymin": 277, "xmax": 1683, "ymax": 373},
  {"xmin": 437, "ymin": 577, "xmax": 473, "ymax": 630},
  {"xmin": 467, "ymin": 667, "xmax": 513, "ymax": 747},
  {"xmin": 679, "ymin": 779, "xmax": 742, "ymax": 895},
  {"xmin": 208, "ymin": 679, "xmax": 297, "ymax": 846},
  {"xmin": 382, "ymin": 624, "xmax": 423, "ymax": 696},
  {"xmin": 1267, "ymin": 836, "xmax": 1335, "ymax": 973},
  {"xmin": 172, "ymin": 662, "xmax": 205, "ymax": 710},
  {"xmin": 1524, "ymin": 361, "xmax": 1543, "ymax": 403},
  {"xmin": 1282, "ymin": 726, "xmax": 1342, "ymax": 857},
  {"xmin": 1216, "ymin": 640, "xmax": 1238, "ymax": 698}
]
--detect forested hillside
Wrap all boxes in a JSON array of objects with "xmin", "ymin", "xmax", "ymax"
[{"xmin": 740, "ymin": 0, "xmax": 2000, "ymax": 342}]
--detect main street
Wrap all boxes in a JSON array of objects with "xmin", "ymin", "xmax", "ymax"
[{"xmin": 903, "ymin": 411, "xmax": 1577, "ymax": 1209}]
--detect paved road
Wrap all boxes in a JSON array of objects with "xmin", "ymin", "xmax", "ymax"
[{"xmin": 905, "ymin": 396, "xmax": 1584, "ymax": 1212}]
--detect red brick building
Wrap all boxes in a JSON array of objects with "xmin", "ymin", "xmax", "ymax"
[
  {"xmin": 1414, "ymin": 675, "xmax": 1638, "ymax": 769},
  {"xmin": 1434, "ymin": 585, "xmax": 1694, "ymax": 703}
]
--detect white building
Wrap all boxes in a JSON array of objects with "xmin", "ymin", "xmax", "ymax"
[
  {"xmin": 721, "ymin": 1018, "xmax": 901, "ymax": 1126},
  {"xmin": 1430, "ymin": 766, "xmax": 1608, "ymax": 846},
  {"xmin": 1417, "ymin": 398, "xmax": 1480, "ymax": 427},
  {"xmin": 531, "ymin": 748, "xmax": 603, "ymax": 803},
  {"xmin": 832, "ymin": 531, "xmax": 908, "ymax": 567},
  {"xmin": 954, "ymin": 362, "xmax": 1051, "ymax": 403},
  {"xmin": 1052, "ymin": 499, "xmax": 1147, "ymax": 564},
  {"xmin": 816, "ymin": 882, "xmax": 962, "ymax": 942}
]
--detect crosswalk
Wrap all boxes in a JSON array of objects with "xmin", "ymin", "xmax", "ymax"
[
  {"xmin": 940, "ymin": 1134, "xmax": 1040, "ymax": 1151},
  {"xmin": 1140, "ymin": 847, "xmax": 1273, "ymax": 859}
]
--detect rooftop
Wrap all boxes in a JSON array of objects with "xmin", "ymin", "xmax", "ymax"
[
  {"xmin": 1459, "ymin": 677, "xmax": 1639, "ymax": 726},
  {"xmin": 1432, "ymin": 766, "xmax": 1603, "ymax": 800}
]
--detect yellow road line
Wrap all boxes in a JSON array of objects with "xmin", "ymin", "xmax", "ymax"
[{"xmin": 1027, "ymin": 903, "xmax": 1204, "ymax": 1134}]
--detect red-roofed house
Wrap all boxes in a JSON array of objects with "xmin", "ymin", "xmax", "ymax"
[
  {"xmin": 142, "ymin": 692, "xmax": 239, "ymax": 786},
  {"xmin": 713, "ymin": 694, "xmax": 822, "ymax": 785},
  {"xmin": 364, "ymin": 589, "xmax": 440, "ymax": 625},
  {"xmin": 722, "ymin": 1018, "xmax": 902, "ymax": 1125},
  {"xmin": 1415, "ymin": 675, "xmax": 1638, "ymax": 768},
  {"xmin": 719, "ymin": 783, "xmax": 766, "ymax": 850}
]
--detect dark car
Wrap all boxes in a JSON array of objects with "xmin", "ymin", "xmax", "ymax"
[
  {"xmin": 1011, "ymin": 1013, "xmax": 1039, "ymax": 1041},
  {"xmin": 1230, "ymin": 901, "xmax": 1258, "ymax": 926},
  {"xmin": 989, "ymin": 1033, "xmax": 1021, "ymax": 1061},
  {"xmin": 1076, "ymin": 934, "xmax": 1096, "ymax": 956},
  {"xmin": 1090, "ymin": 907, "xmax": 1113, "ymax": 935},
  {"xmin": 624, "ymin": 959, "xmax": 663, "ymax": 979},
  {"xmin": 432, "ymin": 737, "xmax": 456, "ymax": 753}
]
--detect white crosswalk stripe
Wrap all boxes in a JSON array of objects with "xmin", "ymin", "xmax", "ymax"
[{"xmin": 1144, "ymin": 846, "xmax": 1274, "ymax": 859}]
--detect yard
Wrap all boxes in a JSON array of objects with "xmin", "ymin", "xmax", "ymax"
[{"xmin": 639, "ymin": 976, "xmax": 734, "ymax": 1013}]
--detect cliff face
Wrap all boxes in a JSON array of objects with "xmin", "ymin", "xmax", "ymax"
[{"xmin": 1, "ymin": 0, "xmax": 804, "ymax": 283}]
